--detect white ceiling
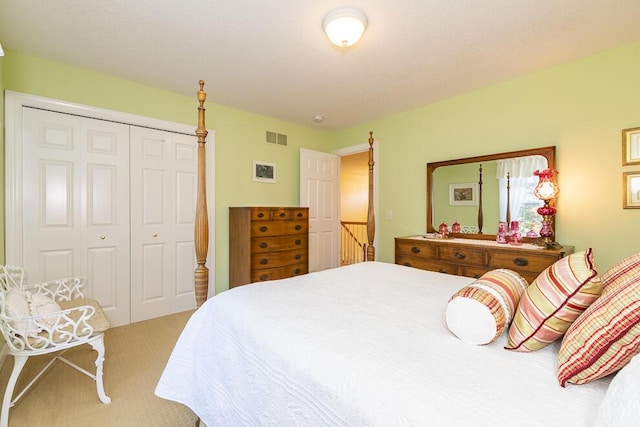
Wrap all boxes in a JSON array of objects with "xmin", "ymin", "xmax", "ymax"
[{"xmin": 2, "ymin": 1, "xmax": 640, "ymax": 130}]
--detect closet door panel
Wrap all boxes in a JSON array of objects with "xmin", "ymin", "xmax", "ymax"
[
  {"xmin": 81, "ymin": 117, "xmax": 131, "ymax": 327},
  {"xmin": 23, "ymin": 109, "xmax": 82, "ymax": 281},
  {"xmin": 130, "ymin": 128, "xmax": 197, "ymax": 322},
  {"xmin": 21, "ymin": 109, "xmax": 131, "ymax": 326}
]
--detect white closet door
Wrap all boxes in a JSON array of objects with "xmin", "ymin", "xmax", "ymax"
[
  {"xmin": 22, "ymin": 108, "xmax": 131, "ymax": 326},
  {"xmin": 130, "ymin": 127, "xmax": 197, "ymax": 323}
]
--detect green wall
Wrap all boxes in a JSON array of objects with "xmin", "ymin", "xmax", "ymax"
[
  {"xmin": 3, "ymin": 42, "xmax": 640, "ymax": 293},
  {"xmin": 332, "ymin": 41, "xmax": 640, "ymax": 274},
  {"xmin": 1, "ymin": 51, "xmax": 331, "ymax": 294}
]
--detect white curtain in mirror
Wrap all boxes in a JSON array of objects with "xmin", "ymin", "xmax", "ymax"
[{"xmin": 496, "ymin": 155, "xmax": 547, "ymax": 224}]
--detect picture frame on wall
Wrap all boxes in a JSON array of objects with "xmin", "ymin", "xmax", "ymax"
[
  {"xmin": 253, "ymin": 160, "xmax": 276, "ymax": 183},
  {"xmin": 622, "ymin": 127, "xmax": 640, "ymax": 166},
  {"xmin": 623, "ymin": 171, "xmax": 640, "ymax": 209},
  {"xmin": 449, "ymin": 182, "xmax": 478, "ymax": 206}
]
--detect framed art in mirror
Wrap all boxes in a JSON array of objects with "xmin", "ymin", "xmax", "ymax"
[
  {"xmin": 623, "ymin": 171, "xmax": 640, "ymax": 209},
  {"xmin": 449, "ymin": 182, "xmax": 478, "ymax": 206},
  {"xmin": 623, "ymin": 127, "xmax": 640, "ymax": 166}
]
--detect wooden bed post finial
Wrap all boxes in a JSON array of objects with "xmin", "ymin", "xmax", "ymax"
[
  {"xmin": 366, "ymin": 131, "xmax": 375, "ymax": 261},
  {"xmin": 194, "ymin": 80, "xmax": 210, "ymax": 308}
]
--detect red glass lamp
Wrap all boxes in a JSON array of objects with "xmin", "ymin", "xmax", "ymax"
[{"xmin": 533, "ymin": 169, "xmax": 559, "ymax": 248}]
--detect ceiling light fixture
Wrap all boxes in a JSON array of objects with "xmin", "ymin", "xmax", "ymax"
[{"xmin": 322, "ymin": 8, "xmax": 368, "ymax": 48}]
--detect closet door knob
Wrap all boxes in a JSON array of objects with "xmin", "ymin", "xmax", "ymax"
[
  {"xmin": 153, "ymin": 233, "xmax": 158, "ymax": 237},
  {"xmin": 100, "ymin": 235, "xmax": 106, "ymax": 240}
]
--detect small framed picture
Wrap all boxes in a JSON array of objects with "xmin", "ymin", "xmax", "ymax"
[
  {"xmin": 253, "ymin": 160, "xmax": 276, "ymax": 183},
  {"xmin": 622, "ymin": 127, "xmax": 640, "ymax": 166},
  {"xmin": 449, "ymin": 182, "xmax": 478, "ymax": 206},
  {"xmin": 623, "ymin": 171, "xmax": 640, "ymax": 209}
]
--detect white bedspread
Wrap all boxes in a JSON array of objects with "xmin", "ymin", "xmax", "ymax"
[{"xmin": 155, "ymin": 261, "xmax": 610, "ymax": 426}]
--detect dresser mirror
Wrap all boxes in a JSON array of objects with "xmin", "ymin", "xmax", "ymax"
[{"xmin": 426, "ymin": 146, "xmax": 556, "ymax": 241}]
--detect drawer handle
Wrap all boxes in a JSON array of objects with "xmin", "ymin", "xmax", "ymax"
[
  {"xmin": 473, "ymin": 274, "xmax": 481, "ymax": 279},
  {"xmin": 403, "ymin": 262, "xmax": 412, "ymax": 267},
  {"xmin": 259, "ymin": 258, "xmax": 268, "ymax": 265},
  {"xmin": 454, "ymin": 252, "xmax": 466, "ymax": 260},
  {"xmin": 259, "ymin": 274, "xmax": 268, "ymax": 281},
  {"xmin": 295, "ymin": 239, "xmax": 301, "ymax": 245},
  {"xmin": 294, "ymin": 268, "xmax": 301, "ymax": 274},
  {"xmin": 411, "ymin": 246, "xmax": 420, "ymax": 254},
  {"xmin": 258, "ymin": 213, "xmax": 265, "ymax": 218},
  {"xmin": 514, "ymin": 257, "xmax": 529, "ymax": 267},
  {"xmin": 295, "ymin": 254, "xmax": 301, "ymax": 260},
  {"xmin": 295, "ymin": 225, "xmax": 301, "ymax": 231},
  {"xmin": 260, "ymin": 226, "xmax": 268, "ymax": 232},
  {"xmin": 279, "ymin": 212, "xmax": 286, "ymax": 218},
  {"xmin": 259, "ymin": 242, "xmax": 268, "ymax": 249},
  {"xmin": 297, "ymin": 212, "xmax": 303, "ymax": 217},
  {"xmin": 439, "ymin": 268, "xmax": 447, "ymax": 274}
]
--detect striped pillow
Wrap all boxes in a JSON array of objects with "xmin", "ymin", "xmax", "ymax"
[
  {"xmin": 557, "ymin": 252, "xmax": 640, "ymax": 385},
  {"xmin": 446, "ymin": 269, "xmax": 528, "ymax": 345},
  {"xmin": 506, "ymin": 249, "xmax": 601, "ymax": 352}
]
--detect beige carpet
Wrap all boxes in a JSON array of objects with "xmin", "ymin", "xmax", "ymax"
[{"xmin": 0, "ymin": 310, "xmax": 199, "ymax": 427}]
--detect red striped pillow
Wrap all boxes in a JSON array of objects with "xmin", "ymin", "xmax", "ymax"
[
  {"xmin": 446, "ymin": 269, "xmax": 528, "ymax": 345},
  {"xmin": 557, "ymin": 252, "xmax": 640, "ymax": 385},
  {"xmin": 505, "ymin": 249, "xmax": 601, "ymax": 352}
]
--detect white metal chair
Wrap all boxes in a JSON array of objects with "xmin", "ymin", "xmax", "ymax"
[{"xmin": 0, "ymin": 265, "xmax": 111, "ymax": 427}]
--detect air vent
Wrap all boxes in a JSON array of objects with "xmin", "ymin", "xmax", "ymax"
[{"xmin": 266, "ymin": 131, "xmax": 288, "ymax": 147}]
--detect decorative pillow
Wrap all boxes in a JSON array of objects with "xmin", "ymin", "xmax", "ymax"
[
  {"xmin": 446, "ymin": 269, "xmax": 528, "ymax": 345},
  {"xmin": 506, "ymin": 249, "xmax": 601, "ymax": 352},
  {"xmin": 557, "ymin": 252, "xmax": 640, "ymax": 386},
  {"xmin": 4, "ymin": 287, "xmax": 34, "ymax": 334},
  {"xmin": 600, "ymin": 251, "xmax": 640, "ymax": 291},
  {"xmin": 593, "ymin": 353, "xmax": 640, "ymax": 426},
  {"xmin": 27, "ymin": 291, "xmax": 62, "ymax": 328},
  {"xmin": 3, "ymin": 288, "xmax": 62, "ymax": 334}
]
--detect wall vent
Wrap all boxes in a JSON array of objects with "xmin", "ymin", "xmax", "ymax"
[{"xmin": 266, "ymin": 131, "xmax": 288, "ymax": 147}]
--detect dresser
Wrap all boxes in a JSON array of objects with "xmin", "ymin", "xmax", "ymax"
[
  {"xmin": 395, "ymin": 236, "xmax": 573, "ymax": 283},
  {"xmin": 229, "ymin": 207, "xmax": 309, "ymax": 288}
]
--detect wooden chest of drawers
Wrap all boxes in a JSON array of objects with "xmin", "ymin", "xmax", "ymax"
[
  {"xmin": 229, "ymin": 207, "xmax": 309, "ymax": 288},
  {"xmin": 395, "ymin": 236, "xmax": 573, "ymax": 283}
]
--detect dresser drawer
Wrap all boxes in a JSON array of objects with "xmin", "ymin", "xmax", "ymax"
[
  {"xmin": 489, "ymin": 251, "xmax": 559, "ymax": 274},
  {"xmin": 252, "ymin": 250, "xmax": 308, "ymax": 270},
  {"xmin": 395, "ymin": 254, "xmax": 457, "ymax": 275},
  {"xmin": 251, "ymin": 208, "xmax": 274, "ymax": 220},
  {"xmin": 460, "ymin": 265, "xmax": 491, "ymax": 280},
  {"xmin": 395, "ymin": 240, "xmax": 437, "ymax": 258},
  {"xmin": 251, "ymin": 263, "xmax": 308, "ymax": 282},
  {"xmin": 252, "ymin": 235, "xmax": 307, "ymax": 253},
  {"xmin": 251, "ymin": 220, "xmax": 308, "ymax": 236},
  {"xmin": 438, "ymin": 245, "xmax": 488, "ymax": 267}
]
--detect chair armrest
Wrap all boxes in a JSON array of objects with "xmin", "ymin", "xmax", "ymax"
[
  {"xmin": 24, "ymin": 277, "xmax": 86, "ymax": 302},
  {"xmin": 1, "ymin": 303, "xmax": 99, "ymax": 353}
]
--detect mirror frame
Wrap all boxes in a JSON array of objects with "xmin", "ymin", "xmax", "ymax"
[{"xmin": 426, "ymin": 146, "xmax": 556, "ymax": 241}]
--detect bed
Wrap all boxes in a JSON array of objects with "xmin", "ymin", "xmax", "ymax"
[
  {"xmin": 155, "ymin": 261, "xmax": 614, "ymax": 426},
  {"xmin": 159, "ymin": 82, "xmax": 639, "ymax": 426}
]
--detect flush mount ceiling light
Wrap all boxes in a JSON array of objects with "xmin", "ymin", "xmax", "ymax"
[{"xmin": 323, "ymin": 8, "xmax": 368, "ymax": 48}]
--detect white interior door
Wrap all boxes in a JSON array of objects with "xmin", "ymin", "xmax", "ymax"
[
  {"xmin": 130, "ymin": 127, "xmax": 197, "ymax": 323},
  {"xmin": 299, "ymin": 148, "xmax": 340, "ymax": 272},
  {"xmin": 21, "ymin": 108, "xmax": 131, "ymax": 326}
]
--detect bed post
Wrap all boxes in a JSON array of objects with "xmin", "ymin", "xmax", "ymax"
[
  {"xmin": 194, "ymin": 80, "xmax": 210, "ymax": 308},
  {"xmin": 366, "ymin": 131, "xmax": 375, "ymax": 261}
]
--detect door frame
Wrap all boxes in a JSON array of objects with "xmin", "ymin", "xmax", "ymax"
[
  {"xmin": 333, "ymin": 141, "xmax": 380, "ymax": 258},
  {"xmin": 4, "ymin": 90, "xmax": 216, "ymax": 295}
]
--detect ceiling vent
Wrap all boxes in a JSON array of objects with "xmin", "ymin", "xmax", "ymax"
[{"xmin": 266, "ymin": 131, "xmax": 288, "ymax": 147}]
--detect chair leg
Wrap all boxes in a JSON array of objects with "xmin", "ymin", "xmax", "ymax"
[
  {"xmin": 1, "ymin": 355, "xmax": 28, "ymax": 427},
  {"xmin": 89, "ymin": 335, "xmax": 111, "ymax": 404}
]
